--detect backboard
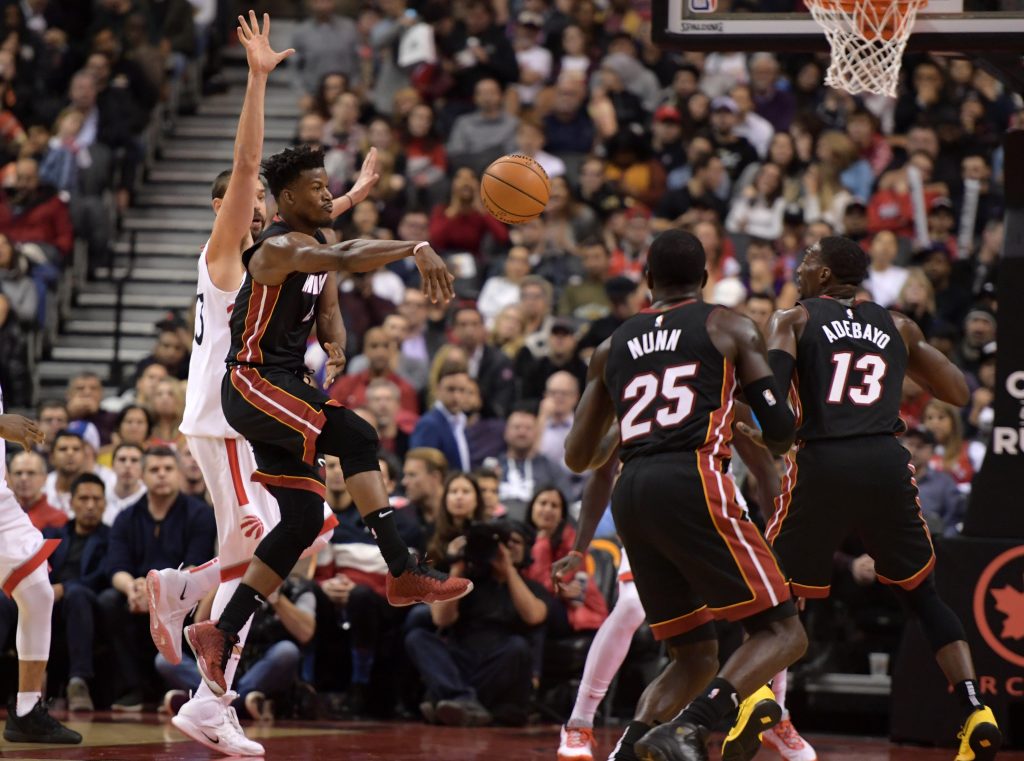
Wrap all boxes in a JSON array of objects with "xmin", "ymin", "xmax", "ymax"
[{"xmin": 652, "ymin": 0, "xmax": 1024, "ymax": 53}]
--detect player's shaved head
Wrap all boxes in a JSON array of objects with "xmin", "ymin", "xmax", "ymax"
[
  {"xmin": 815, "ymin": 236, "xmax": 868, "ymax": 285},
  {"xmin": 646, "ymin": 229, "xmax": 707, "ymax": 290}
]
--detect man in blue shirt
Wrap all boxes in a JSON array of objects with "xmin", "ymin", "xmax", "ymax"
[
  {"xmin": 410, "ymin": 365, "xmax": 472, "ymax": 473},
  {"xmin": 99, "ymin": 446, "xmax": 216, "ymax": 710}
]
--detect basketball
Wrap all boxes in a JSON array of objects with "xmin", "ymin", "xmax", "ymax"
[{"xmin": 480, "ymin": 154, "xmax": 550, "ymax": 225}]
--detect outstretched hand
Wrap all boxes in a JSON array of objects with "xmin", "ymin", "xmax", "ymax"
[
  {"xmin": 414, "ymin": 243, "xmax": 456, "ymax": 305},
  {"xmin": 238, "ymin": 10, "xmax": 294, "ymax": 76},
  {"xmin": 0, "ymin": 414, "xmax": 43, "ymax": 451},
  {"xmin": 349, "ymin": 148, "xmax": 381, "ymax": 205}
]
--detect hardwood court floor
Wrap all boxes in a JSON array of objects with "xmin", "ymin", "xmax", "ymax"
[{"xmin": 1, "ymin": 714, "xmax": 1021, "ymax": 760}]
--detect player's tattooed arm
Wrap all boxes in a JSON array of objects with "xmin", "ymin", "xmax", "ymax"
[
  {"xmin": 894, "ymin": 311, "xmax": 970, "ymax": 406},
  {"xmin": 565, "ymin": 339, "xmax": 618, "ymax": 473}
]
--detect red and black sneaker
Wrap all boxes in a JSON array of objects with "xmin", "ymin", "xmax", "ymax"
[
  {"xmin": 184, "ymin": 621, "xmax": 238, "ymax": 697},
  {"xmin": 386, "ymin": 558, "xmax": 473, "ymax": 607}
]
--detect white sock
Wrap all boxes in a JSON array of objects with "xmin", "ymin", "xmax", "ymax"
[
  {"xmin": 194, "ymin": 578, "xmax": 253, "ymax": 700},
  {"xmin": 568, "ymin": 582, "xmax": 646, "ymax": 728},
  {"xmin": 183, "ymin": 559, "xmax": 222, "ymax": 607},
  {"xmin": 16, "ymin": 691, "xmax": 41, "ymax": 717},
  {"xmin": 771, "ymin": 668, "xmax": 788, "ymax": 714}
]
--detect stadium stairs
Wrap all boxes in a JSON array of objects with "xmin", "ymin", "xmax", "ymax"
[{"xmin": 36, "ymin": 43, "xmax": 296, "ymax": 404}]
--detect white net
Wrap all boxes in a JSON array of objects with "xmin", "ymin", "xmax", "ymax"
[{"xmin": 807, "ymin": 0, "xmax": 928, "ymax": 98}]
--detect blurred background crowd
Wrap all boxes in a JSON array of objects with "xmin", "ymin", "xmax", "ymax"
[{"xmin": 0, "ymin": 0, "xmax": 1017, "ymax": 733}]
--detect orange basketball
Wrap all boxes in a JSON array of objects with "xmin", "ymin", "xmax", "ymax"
[{"xmin": 480, "ymin": 154, "xmax": 550, "ymax": 225}]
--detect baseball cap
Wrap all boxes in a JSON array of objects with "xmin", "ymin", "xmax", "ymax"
[
  {"xmin": 929, "ymin": 196, "xmax": 954, "ymax": 213},
  {"xmin": 654, "ymin": 104, "xmax": 683, "ymax": 123},
  {"xmin": 711, "ymin": 96, "xmax": 739, "ymax": 114},
  {"xmin": 965, "ymin": 304, "xmax": 997, "ymax": 326},
  {"xmin": 903, "ymin": 426, "xmax": 937, "ymax": 447},
  {"xmin": 67, "ymin": 420, "xmax": 101, "ymax": 453},
  {"xmin": 845, "ymin": 197, "xmax": 868, "ymax": 214},
  {"xmin": 605, "ymin": 276, "xmax": 639, "ymax": 302},
  {"xmin": 550, "ymin": 316, "xmax": 578, "ymax": 335}
]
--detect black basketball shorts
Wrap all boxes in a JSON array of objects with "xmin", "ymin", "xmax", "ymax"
[
  {"xmin": 612, "ymin": 451, "xmax": 791, "ymax": 641},
  {"xmin": 222, "ymin": 365, "xmax": 378, "ymax": 498},
  {"xmin": 766, "ymin": 434, "xmax": 935, "ymax": 598}
]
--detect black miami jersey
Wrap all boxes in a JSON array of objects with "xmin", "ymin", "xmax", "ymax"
[
  {"xmin": 605, "ymin": 300, "xmax": 735, "ymax": 463},
  {"xmin": 227, "ymin": 220, "xmax": 328, "ymax": 374},
  {"xmin": 791, "ymin": 297, "xmax": 907, "ymax": 443}
]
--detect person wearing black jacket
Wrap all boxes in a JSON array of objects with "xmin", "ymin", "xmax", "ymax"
[
  {"xmin": 451, "ymin": 307, "xmax": 515, "ymax": 419},
  {"xmin": 44, "ymin": 473, "xmax": 110, "ymax": 712}
]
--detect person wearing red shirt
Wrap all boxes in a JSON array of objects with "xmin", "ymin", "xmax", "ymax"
[
  {"xmin": 10, "ymin": 451, "xmax": 67, "ymax": 530},
  {"xmin": 0, "ymin": 158, "xmax": 74, "ymax": 261},
  {"xmin": 329, "ymin": 327, "xmax": 419, "ymax": 416},
  {"xmin": 428, "ymin": 167, "xmax": 508, "ymax": 258}
]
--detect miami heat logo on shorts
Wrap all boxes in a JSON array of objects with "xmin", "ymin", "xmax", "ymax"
[{"xmin": 240, "ymin": 514, "xmax": 266, "ymax": 540}]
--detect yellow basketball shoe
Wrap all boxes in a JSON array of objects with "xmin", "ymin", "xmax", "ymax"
[
  {"xmin": 955, "ymin": 706, "xmax": 1001, "ymax": 761},
  {"xmin": 721, "ymin": 685, "xmax": 783, "ymax": 761}
]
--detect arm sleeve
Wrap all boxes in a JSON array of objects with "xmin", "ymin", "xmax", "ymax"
[{"xmin": 745, "ymin": 375, "xmax": 795, "ymax": 447}]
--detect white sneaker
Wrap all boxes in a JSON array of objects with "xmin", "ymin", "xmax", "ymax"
[
  {"xmin": 558, "ymin": 724, "xmax": 596, "ymax": 761},
  {"xmin": 172, "ymin": 692, "xmax": 265, "ymax": 757},
  {"xmin": 761, "ymin": 717, "xmax": 817, "ymax": 761},
  {"xmin": 147, "ymin": 567, "xmax": 192, "ymax": 665}
]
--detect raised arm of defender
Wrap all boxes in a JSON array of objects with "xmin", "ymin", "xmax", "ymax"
[{"xmin": 206, "ymin": 12, "xmax": 292, "ymax": 287}]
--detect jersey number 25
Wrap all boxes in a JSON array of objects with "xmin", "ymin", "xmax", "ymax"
[{"xmin": 620, "ymin": 363, "xmax": 699, "ymax": 442}]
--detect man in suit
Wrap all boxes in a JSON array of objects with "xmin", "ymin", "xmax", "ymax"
[
  {"xmin": 409, "ymin": 365, "xmax": 472, "ymax": 473},
  {"xmin": 451, "ymin": 307, "xmax": 515, "ymax": 419},
  {"xmin": 45, "ymin": 473, "xmax": 111, "ymax": 712}
]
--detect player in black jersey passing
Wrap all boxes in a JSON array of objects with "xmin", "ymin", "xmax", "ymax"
[
  {"xmin": 185, "ymin": 145, "xmax": 471, "ymax": 696},
  {"xmin": 565, "ymin": 230, "xmax": 807, "ymax": 761},
  {"xmin": 758, "ymin": 236, "xmax": 1001, "ymax": 761}
]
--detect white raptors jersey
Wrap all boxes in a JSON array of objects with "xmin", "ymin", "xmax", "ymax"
[{"xmin": 179, "ymin": 242, "xmax": 243, "ymax": 439}]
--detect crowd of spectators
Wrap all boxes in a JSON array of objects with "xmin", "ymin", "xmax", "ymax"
[{"xmin": 0, "ymin": 0, "xmax": 1018, "ymax": 730}]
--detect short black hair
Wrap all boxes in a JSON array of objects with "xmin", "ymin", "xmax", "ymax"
[
  {"xmin": 71, "ymin": 472, "xmax": 105, "ymax": 497},
  {"xmin": 143, "ymin": 445, "xmax": 179, "ymax": 467},
  {"xmin": 816, "ymin": 235, "xmax": 868, "ymax": 285},
  {"xmin": 115, "ymin": 404, "xmax": 153, "ymax": 438},
  {"xmin": 112, "ymin": 442, "xmax": 145, "ymax": 461},
  {"xmin": 53, "ymin": 429, "xmax": 84, "ymax": 447},
  {"xmin": 647, "ymin": 229, "xmax": 706, "ymax": 289},
  {"xmin": 37, "ymin": 398, "xmax": 66, "ymax": 415},
  {"xmin": 261, "ymin": 145, "xmax": 325, "ymax": 198}
]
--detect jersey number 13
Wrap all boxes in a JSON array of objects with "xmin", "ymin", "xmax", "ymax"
[{"xmin": 827, "ymin": 351, "xmax": 887, "ymax": 406}]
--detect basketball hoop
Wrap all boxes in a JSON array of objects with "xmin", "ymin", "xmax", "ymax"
[{"xmin": 806, "ymin": 0, "xmax": 928, "ymax": 98}]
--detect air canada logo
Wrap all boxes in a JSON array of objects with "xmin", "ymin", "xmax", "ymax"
[
  {"xmin": 240, "ymin": 514, "xmax": 266, "ymax": 540},
  {"xmin": 973, "ymin": 545, "xmax": 1024, "ymax": 667}
]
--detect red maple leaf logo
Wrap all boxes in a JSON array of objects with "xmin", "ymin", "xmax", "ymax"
[{"xmin": 991, "ymin": 578, "xmax": 1024, "ymax": 640}]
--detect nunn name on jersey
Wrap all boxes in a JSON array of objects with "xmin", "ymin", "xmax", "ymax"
[
  {"xmin": 821, "ymin": 319, "xmax": 891, "ymax": 349},
  {"xmin": 627, "ymin": 329, "xmax": 682, "ymax": 359}
]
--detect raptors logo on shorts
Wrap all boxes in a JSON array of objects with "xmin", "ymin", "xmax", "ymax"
[{"xmin": 240, "ymin": 514, "xmax": 266, "ymax": 540}]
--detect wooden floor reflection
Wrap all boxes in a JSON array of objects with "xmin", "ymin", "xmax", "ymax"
[{"xmin": 1, "ymin": 714, "xmax": 1021, "ymax": 760}]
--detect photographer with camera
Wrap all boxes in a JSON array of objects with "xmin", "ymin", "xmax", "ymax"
[{"xmin": 405, "ymin": 519, "xmax": 548, "ymax": 727}]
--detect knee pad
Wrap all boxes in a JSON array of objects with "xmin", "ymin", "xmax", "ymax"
[
  {"xmin": 256, "ymin": 486, "xmax": 326, "ymax": 579},
  {"xmin": 321, "ymin": 406, "xmax": 381, "ymax": 478},
  {"xmin": 891, "ymin": 576, "xmax": 966, "ymax": 652}
]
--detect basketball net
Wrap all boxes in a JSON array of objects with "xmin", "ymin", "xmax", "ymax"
[{"xmin": 806, "ymin": 0, "xmax": 927, "ymax": 98}]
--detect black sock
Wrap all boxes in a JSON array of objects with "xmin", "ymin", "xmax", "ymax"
[
  {"xmin": 954, "ymin": 679, "xmax": 984, "ymax": 720},
  {"xmin": 678, "ymin": 678, "xmax": 739, "ymax": 730},
  {"xmin": 610, "ymin": 721, "xmax": 652, "ymax": 760},
  {"xmin": 363, "ymin": 508, "xmax": 413, "ymax": 576},
  {"xmin": 216, "ymin": 583, "xmax": 264, "ymax": 636}
]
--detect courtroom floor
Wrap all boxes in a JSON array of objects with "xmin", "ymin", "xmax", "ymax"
[{"xmin": 1, "ymin": 714, "xmax": 1021, "ymax": 760}]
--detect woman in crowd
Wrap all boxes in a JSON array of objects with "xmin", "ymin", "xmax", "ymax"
[
  {"xmin": 490, "ymin": 304, "xmax": 527, "ymax": 361},
  {"xmin": 895, "ymin": 267, "xmax": 937, "ymax": 335},
  {"xmin": 309, "ymin": 72, "xmax": 351, "ymax": 119},
  {"xmin": 426, "ymin": 473, "xmax": 487, "ymax": 571},
  {"xmin": 524, "ymin": 487, "xmax": 608, "ymax": 636},
  {"xmin": 149, "ymin": 377, "xmax": 186, "ymax": 447},
  {"xmin": 98, "ymin": 404, "xmax": 153, "ymax": 467},
  {"xmin": 923, "ymin": 399, "xmax": 985, "ymax": 489},
  {"xmin": 402, "ymin": 104, "xmax": 447, "ymax": 210},
  {"xmin": 542, "ymin": 175, "xmax": 600, "ymax": 254},
  {"xmin": 726, "ymin": 162, "xmax": 788, "ymax": 241}
]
